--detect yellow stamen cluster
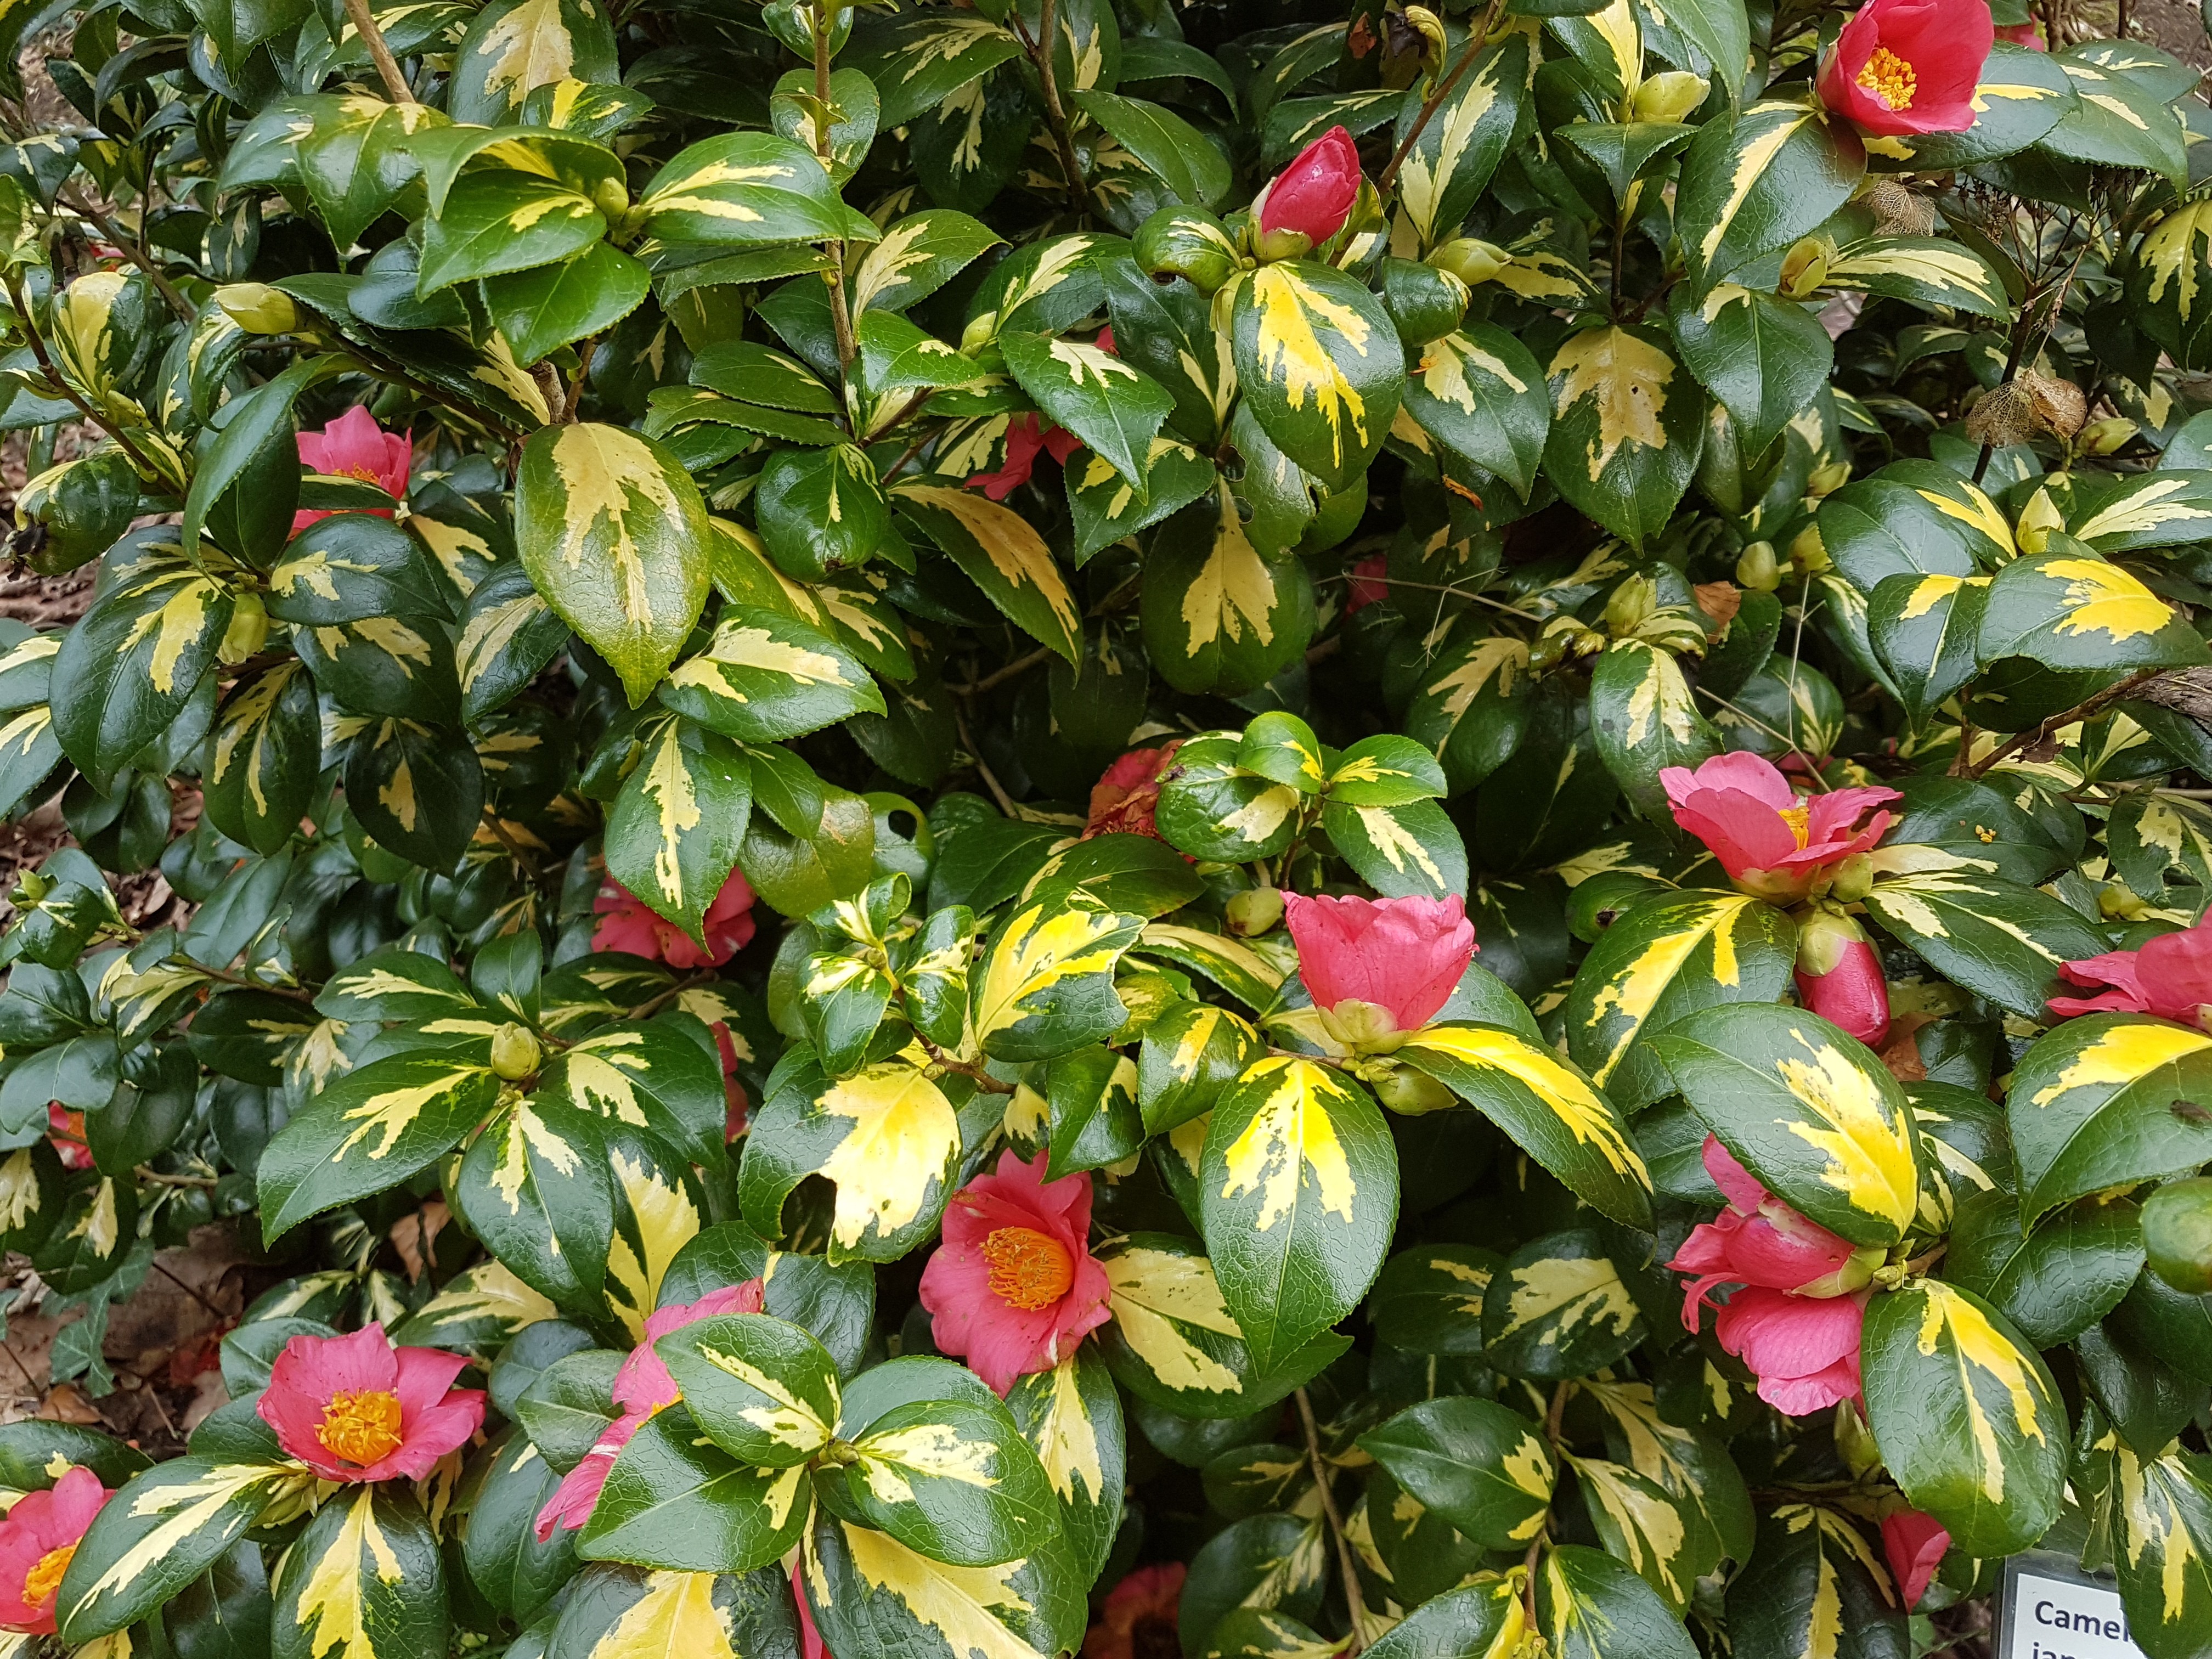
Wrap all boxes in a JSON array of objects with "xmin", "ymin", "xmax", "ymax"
[
  {"xmin": 982, "ymin": 1226, "xmax": 1075, "ymax": 1311},
  {"xmin": 1779, "ymin": 802, "xmax": 1813, "ymax": 849},
  {"xmin": 1856, "ymin": 46, "xmax": 1917, "ymax": 110},
  {"xmin": 23, "ymin": 1544, "xmax": 74, "ymax": 1607},
  {"xmin": 318, "ymin": 1387, "xmax": 405, "ymax": 1467}
]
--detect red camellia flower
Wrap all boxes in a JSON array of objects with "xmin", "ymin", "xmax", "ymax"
[
  {"xmin": 1086, "ymin": 742, "xmax": 1182, "ymax": 841},
  {"xmin": 1084, "ymin": 1563, "xmax": 1187, "ymax": 1659},
  {"xmin": 46, "ymin": 1105, "xmax": 91, "ymax": 1171},
  {"xmin": 1671, "ymin": 1138, "xmax": 1876, "ymax": 1414},
  {"xmin": 535, "ymin": 1279, "xmax": 765, "ymax": 1541},
  {"xmin": 0, "ymin": 1466, "xmax": 110, "ymax": 1634},
  {"xmin": 1662, "ymin": 753, "xmax": 1898, "ymax": 904},
  {"xmin": 713, "ymin": 1022, "xmax": 752, "ymax": 1139},
  {"xmin": 968, "ymin": 415, "xmax": 1082, "ymax": 501},
  {"xmin": 1816, "ymin": 0, "xmax": 1992, "ymax": 137},
  {"xmin": 919, "ymin": 1150, "xmax": 1112, "ymax": 1395},
  {"xmin": 293, "ymin": 406, "xmax": 411, "ymax": 531},
  {"xmin": 1344, "ymin": 553, "xmax": 1389, "ymax": 614},
  {"xmin": 1994, "ymin": 18, "xmax": 2044, "ymax": 46},
  {"xmin": 795, "ymin": 1564, "xmax": 833, "ymax": 1659},
  {"xmin": 2050, "ymin": 917, "xmax": 2212, "ymax": 1026},
  {"xmin": 1795, "ymin": 910, "xmax": 1891, "ymax": 1047},
  {"xmin": 591, "ymin": 867, "xmax": 757, "ymax": 969},
  {"xmin": 1284, "ymin": 893, "xmax": 1476, "ymax": 1037},
  {"xmin": 1259, "ymin": 126, "xmax": 1362, "ymax": 246},
  {"xmin": 1882, "ymin": 1509, "xmax": 1951, "ymax": 1609},
  {"xmin": 258, "ymin": 1323, "xmax": 484, "ymax": 1482}
]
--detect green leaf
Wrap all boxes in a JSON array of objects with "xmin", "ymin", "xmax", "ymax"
[
  {"xmin": 639, "ymin": 131, "xmax": 875, "ymax": 249},
  {"xmin": 1860, "ymin": 868, "xmax": 2103, "ymax": 1022},
  {"xmin": 1004, "ymin": 1351, "xmax": 1124, "ymax": 1588},
  {"xmin": 515, "ymin": 422, "xmax": 714, "ymax": 707},
  {"xmin": 1674, "ymin": 102, "xmax": 1864, "ymax": 295},
  {"xmin": 419, "ymin": 173, "xmax": 606, "ymax": 295},
  {"xmin": 1227, "ymin": 261, "xmax": 1404, "ymax": 492},
  {"xmin": 2007, "ymin": 1013, "xmax": 2212, "ymax": 1224},
  {"xmin": 1543, "ymin": 328, "xmax": 1705, "ymax": 548},
  {"xmin": 1071, "ymin": 91, "xmax": 1231, "ymax": 207},
  {"xmin": 58, "ymin": 1458, "xmax": 301, "ymax": 1643},
  {"xmin": 484, "ymin": 242, "xmax": 652, "ymax": 366},
  {"xmin": 1000, "ymin": 330, "xmax": 1173, "ymax": 493},
  {"xmin": 1666, "ymin": 284, "xmax": 1833, "ymax": 461},
  {"xmin": 1861, "ymin": 1278, "xmax": 2066, "ymax": 1556},
  {"xmin": 1945, "ymin": 1188, "xmax": 2143, "ymax": 1348},
  {"xmin": 1816, "ymin": 459, "xmax": 2013, "ymax": 589},
  {"xmin": 656, "ymin": 1311, "xmax": 840, "ymax": 1468},
  {"xmin": 1649, "ymin": 1002, "xmax": 1920, "ymax": 1248},
  {"xmin": 1390, "ymin": 34, "xmax": 1528, "ymax": 249},
  {"xmin": 1404, "ymin": 326, "xmax": 1551, "ymax": 500},
  {"xmin": 1200, "ymin": 1057, "xmax": 1397, "ymax": 1373},
  {"xmin": 891, "ymin": 483, "xmax": 1082, "ymax": 665},
  {"xmin": 753, "ymin": 447, "xmax": 891, "ymax": 582},
  {"xmin": 1978, "ymin": 545, "xmax": 2209, "ymax": 672},
  {"xmin": 270, "ymin": 1484, "xmax": 444, "ymax": 1659},
  {"xmin": 579, "ymin": 1407, "xmax": 811, "ymax": 1573},
  {"xmin": 1483, "ymin": 1229, "xmax": 1646, "ymax": 1380},
  {"xmin": 1538, "ymin": 1544, "xmax": 1700, "ymax": 1659},
  {"xmin": 256, "ymin": 1052, "xmax": 499, "ymax": 1242},
  {"xmin": 1359, "ymin": 1397, "xmax": 1555, "ymax": 1550}
]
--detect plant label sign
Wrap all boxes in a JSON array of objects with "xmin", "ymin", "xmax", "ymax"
[{"xmin": 2003, "ymin": 1554, "xmax": 2148, "ymax": 1659}]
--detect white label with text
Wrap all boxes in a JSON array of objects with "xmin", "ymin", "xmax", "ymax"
[{"xmin": 2005, "ymin": 1566, "xmax": 2145, "ymax": 1659}]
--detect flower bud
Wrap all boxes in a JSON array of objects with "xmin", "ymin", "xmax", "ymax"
[
  {"xmin": 1788, "ymin": 523, "xmax": 1831, "ymax": 573},
  {"xmin": 1227, "ymin": 885, "xmax": 1286, "ymax": 937},
  {"xmin": 1805, "ymin": 460, "xmax": 1852, "ymax": 499},
  {"xmin": 215, "ymin": 283, "xmax": 298, "ymax": 334},
  {"xmin": 2015, "ymin": 483, "xmax": 2063, "ymax": 555},
  {"xmin": 2080, "ymin": 416, "xmax": 2137, "ymax": 456},
  {"xmin": 1429, "ymin": 236, "xmax": 1510, "ymax": 286},
  {"xmin": 1779, "ymin": 236, "xmax": 1831, "ymax": 299},
  {"xmin": 1256, "ymin": 126, "xmax": 1361, "ymax": 250},
  {"xmin": 1321, "ymin": 997, "xmax": 1405, "ymax": 1053},
  {"xmin": 491, "ymin": 1022, "xmax": 543, "ymax": 1081},
  {"xmin": 1630, "ymin": 69, "xmax": 1709, "ymax": 123},
  {"xmin": 1736, "ymin": 540, "xmax": 1780, "ymax": 591},
  {"xmin": 218, "ymin": 592, "xmax": 268, "ymax": 665},
  {"xmin": 1604, "ymin": 573, "xmax": 1657, "ymax": 636},
  {"xmin": 1372, "ymin": 1063, "xmax": 1457, "ymax": 1115},
  {"xmin": 2145, "ymin": 1177, "xmax": 2212, "ymax": 1295},
  {"xmin": 959, "ymin": 310, "xmax": 1000, "ymax": 354},
  {"xmin": 1828, "ymin": 851, "xmax": 1875, "ymax": 904},
  {"xmin": 1794, "ymin": 910, "xmax": 1889, "ymax": 1046}
]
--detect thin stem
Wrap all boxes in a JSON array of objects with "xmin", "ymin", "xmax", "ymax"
[
  {"xmin": 7, "ymin": 284, "xmax": 165, "ymax": 481},
  {"xmin": 814, "ymin": 18, "xmax": 857, "ymax": 374},
  {"xmin": 918, "ymin": 1034, "xmax": 1017, "ymax": 1095},
  {"xmin": 341, "ymin": 0, "xmax": 414, "ymax": 106},
  {"xmin": 949, "ymin": 646, "xmax": 1051, "ymax": 697},
  {"xmin": 953, "ymin": 704, "xmax": 1021, "ymax": 816},
  {"xmin": 59, "ymin": 194, "xmax": 190, "ymax": 318},
  {"xmin": 1028, "ymin": 0, "xmax": 1097, "ymax": 219},
  {"xmin": 1960, "ymin": 667, "xmax": 2165, "ymax": 780},
  {"xmin": 626, "ymin": 972, "xmax": 716, "ymax": 1023},
  {"xmin": 1378, "ymin": 0, "xmax": 1508, "ymax": 195},
  {"xmin": 1295, "ymin": 1386, "xmax": 1369, "ymax": 1656},
  {"xmin": 188, "ymin": 960, "xmax": 317, "ymax": 1004}
]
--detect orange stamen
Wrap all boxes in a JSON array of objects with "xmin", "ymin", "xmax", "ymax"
[
  {"xmin": 23, "ymin": 1544, "xmax": 73, "ymax": 1607},
  {"xmin": 981, "ymin": 1227, "xmax": 1075, "ymax": 1311},
  {"xmin": 1856, "ymin": 46, "xmax": 1916, "ymax": 110},
  {"xmin": 317, "ymin": 1387, "xmax": 405, "ymax": 1466}
]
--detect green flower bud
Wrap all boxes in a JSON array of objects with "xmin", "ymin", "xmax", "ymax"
[
  {"xmin": 2080, "ymin": 416, "xmax": 2137, "ymax": 457},
  {"xmin": 215, "ymin": 283, "xmax": 299, "ymax": 334},
  {"xmin": 1226, "ymin": 887, "xmax": 1286, "ymax": 936},
  {"xmin": 490, "ymin": 1022, "xmax": 543, "ymax": 1082},
  {"xmin": 1630, "ymin": 69, "xmax": 1710, "ymax": 123},
  {"xmin": 2145, "ymin": 1177, "xmax": 2212, "ymax": 1295},
  {"xmin": 1373, "ymin": 1063, "xmax": 1457, "ymax": 1116},
  {"xmin": 218, "ymin": 592, "xmax": 268, "ymax": 665},
  {"xmin": 1133, "ymin": 206, "xmax": 1240, "ymax": 292},
  {"xmin": 1736, "ymin": 540, "xmax": 1780, "ymax": 592},
  {"xmin": 1429, "ymin": 236, "xmax": 1510, "ymax": 286}
]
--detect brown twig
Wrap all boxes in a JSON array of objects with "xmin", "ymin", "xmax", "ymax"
[
  {"xmin": 1025, "ymin": 0, "xmax": 1098, "ymax": 219},
  {"xmin": 949, "ymin": 646, "xmax": 1051, "ymax": 697},
  {"xmin": 58, "ymin": 193, "xmax": 190, "ymax": 319},
  {"xmin": 813, "ymin": 19, "xmax": 859, "ymax": 374},
  {"xmin": 918, "ymin": 1034, "xmax": 1017, "ymax": 1094},
  {"xmin": 341, "ymin": 0, "xmax": 415, "ymax": 106},
  {"xmin": 953, "ymin": 704, "xmax": 1022, "ymax": 816},
  {"xmin": 1958, "ymin": 668, "xmax": 2165, "ymax": 779},
  {"xmin": 1295, "ymin": 1386, "xmax": 1370, "ymax": 1656}
]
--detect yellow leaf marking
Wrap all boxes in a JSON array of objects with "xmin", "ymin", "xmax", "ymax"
[
  {"xmin": 1103, "ymin": 1246, "xmax": 1243, "ymax": 1393},
  {"xmin": 1772, "ymin": 1029, "xmax": 1918, "ymax": 1236},
  {"xmin": 1218, "ymin": 1057, "xmax": 1358, "ymax": 1231},
  {"xmin": 1550, "ymin": 328, "xmax": 1673, "ymax": 476},
  {"xmin": 1246, "ymin": 264, "xmax": 1377, "ymax": 473},
  {"xmin": 816, "ymin": 1062, "xmax": 960, "ymax": 1252},
  {"xmin": 290, "ymin": 1488, "xmax": 403, "ymax": 1659}
]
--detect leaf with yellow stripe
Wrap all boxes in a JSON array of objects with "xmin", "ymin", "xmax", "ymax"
[
  {"xmin": 1722, "ymin": 1504, "xmax": 1906, "ymax": 1659},
  {"xmin": 547, "ymin": 1564, "xmax": 805, "ymax": 1659},
  {"xmin": 1093, "ymin": 1234, "xmax": 1348, "ymax": 1417},
  {"xmin": 50, "ymin": 535, "xmax": 235, "ymax": 792},
  {"xmin": 451, "ymin": 1096, "xmax": 612, "ymax": 1314},
  {"xmin": 1674, "ymin": 101, "xmax": 1864, "ymax": 295},
  {"xmin": 1538, "ymin": 1543, "xmax": 1700, "ymax": 1659},
  {"xmin": 1542, "ymin": 327, "xmax": 1706, "ymax": 549},
  {"xmin": 1860, "ymin": 868, "xmax": 2102, "ymax": 1023},
  {"xmin": 269, "ymin": 1483, "xmax": 443, "ymax": 1659},
  {"xmin": 2007, "ymin": 1012, "xmax": 2212, "ymax": 1224},
  {"xmin": 1391, "ymin": 34, "xmax": 1527, "ymax": 250},
  {"xmin": 256, "ymin": 1052, "xmax": 500, "ymax": 1243},
  {"xmin": 1226, "ymin": 261, "xmax": 1403, "ymax": 492},
  {"xmin": 1483, "ymin": 1229, "xmax": 1646, "ymax": 1380},
  {"xmin": 515, "ymin": 422, "xmax": 715, "ymax": 707},
  {"xmin": 1861, "ymin": 1278, "xmax": 2064, "ymax": 1556},
  {"xmin": 202, "ymin": 659, "xmax": 322, "ymax": 856},
  {"xmin": 1824, "ymin": 236, "xmax": 2010, "ymax": 319},
  {"xmin": 843, "ymin": 1395, "xmax": 1066, "ymax": 1569},
  {"xmin": 1862, "ymin": 41, "xmax": 2075, "ymax": 171},
  {"xmin": 657, "ymin": 1311, "xmax": 839, "ymax": 1468},
  {"xmin": 637, "ymin": 130, "xmax": 876, "ymax": 249},
  {"xmin": 1199, "ymin": 1057, "xmax": 1397, "ymax": 1373},
  {"xmin": 740, "ymin": 1052, "xmax": 969, "ymax": 1263},
  {"xmin": 580, "ymin": 1406, "xmax": 814, "ymax": 1573},
  {"xmin": 1565, "ymin": 888, "xmax": 1797, "ymax": 1111},
  {"xmin": 970, "ymin": 893, "xmax": 1146, "ymax": 1063},
  {"xmin": 1005, "ymin": 1350, "xmax": 1124, "ymax": 1586},
  {"xmin": 602, "ymin": 716, "xmax": 753, "ymax": 951},
  {"xmin": 1394, "ymin": 1022, "xmax": 1652, "ymax": 1229},
  {"xmin": 1141, "ymin": 493, "xmax": 1316, "ymax": 697},
  {"xmin": 387, "ymin": 1260, "xmax": 556, "ymax": 1356},
  {"xmin": 1131, "ymin": 928, "xmax": 1286, "ymax": 1018},
  {"xmin": 2054, "ymin": 470, "xmax": 2212, "ymax": 555},
  {"xmin": 2107, "ymin": 1440, "xmax": 2212, "ymax": 1659},
  {"xmin": 459, "ymin": 562, "xmax": 570, "ymax": 723},
  {"xmin": 1359, "ymin": 1396, "xmax": 1555, "ymax": 1551},
  {"xmin": 1362, "ymin": 1579, "xmax": 1525, "ymax": 1659},
  {"xmin": 891, "ymin": 483, "xmax": 1081, "ymax": 665},
  {"xmin": 1867, "ymin": 570, "xmax": 1990, "ymax": 729},
  {"xmin": 599, "ymin": 1123, "xmax": 709, "ymax": 1343},
  {"xmin": 58, "ymin": 1457, "xmax": 307, "ymax": 1643},
  {"xmin": 660, "ymin": 606, "xmax": 885, "ymax": 743},
  {"xmin": 1978, "ymin": 545, "xmax": 2208, "ymax": 673},
  {"xmin": 1649, "ymin": 1002, "xmax": 1918, "ymax": 1248}
]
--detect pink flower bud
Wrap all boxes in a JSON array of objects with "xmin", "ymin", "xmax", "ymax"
[{"xmin": 1258, "ymin": 126, "xmax": 1362, "ymax": 247}]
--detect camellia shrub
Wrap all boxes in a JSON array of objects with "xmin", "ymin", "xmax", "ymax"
[{"xmin": 5, "ymin": 0, "xmax": 2212, "ymax": 1650}]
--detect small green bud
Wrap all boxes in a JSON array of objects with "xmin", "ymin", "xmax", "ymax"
[
  {"xmin": 1226, "ymin": 887, "xmax": 1286, "ymax": 936},
  {"xmin": 2080, "ymin": 416, "xmax": 2137, "ymax": 457},
  {"xmin": 1736, "ymin": 541, "xmax": 1780, "ymax": 592},
  {"xmin": 218, "ymin": 592, "xmax": 268, "ymax": 665},
  {"xmin": 959, "ymin": 310, "xmax": 999, "ymax": 353},
  {"xmin": 215, "ymin": 283, "xmax": 299, "ymax": 334},
  {"xmin": 1428, "ymin": 236, "xmax": 1510, "ymax": 286},
  {"xmin": 491, "ymin": 1023, "xmax": 543, "ymax": 1082},
  {"xmin": 2145, "ymin": 1177, "xmax": 2212, "ymax": 1295},
  {"xmin": 1630, "ymin": 70, "xmax": 1709, "ymax": 123},
  {"xmin": 1373, "ymin": 1064, "xmax": 1456, "ymax": 1115}
]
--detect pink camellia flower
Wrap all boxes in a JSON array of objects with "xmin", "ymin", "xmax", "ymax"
[
  {"xmin": 1882, "ymin": 1509, "xmax": 1951, "ymax": 1609},
  {"xmin": 795, "ymin": 1565, "xmax": 832, "ymax": 1659},
  {"xmin": 1084, "ymin": 1563, "xmax": 1187, "ymax": 1659},
  {"xmin": 1671, "ymin": 1137, "xmax": 1883, "ymax": 1329},
  {"xmin": 1086, "ymin": 742, "xmax": 1183, "ymax": 841},
  {"xmin": 1284, "ymin": 893, "xmax": 1476, "ymax": 1039},
  {"xmin": 1258, "ymin": 126, "xmax": 1361, "ymax": 247},
  {"xmin": 919, "ymin": 1150, "xmax": 1112, "ymax": 1395},
  {"xmin": 46, "ymin": 1106, "xmax": 90, "ymax": 1172},
  {"xmin": 292, "ymin": 406, "xmax": 411, "ymax": 531},
  {"xmin": 1716, "ymin": 1286, "xmax": 1869, "ymax": 1414},
  {"xmin": 1661, "ymin": 753, "xmax": 1898, "ymax": 904},
  {"xmin": 592, "ymin": 867, "xmax": 757, "ymax": 969},
  {"xmin": 1816, "ymin": 0, "xmax": 1991, "ymax": 137},
  {"xmin": 0, "ymin": 1466, "xmax": 109, "ymax": 1634},
  {"xmin": 1345, "ymin": 553, "xmax": 1389, "ymax": 614},
  {"xmin": 968, "ymin": 415, "xmax": 1082, "ymax": 501},
  {"xmin": 713, "ymin": 1022, "xmax": 752, "ymax": 1139},
  {"xmin": 534, "ymin": 1279, "xmax": 764, "ymax": 1542},
  {"xmin": 2050, "ymin": 917, "xmax": 2212, "ymax": 1026},
  {"xmin": 1796, "ymin": 910, "xmax": 1891, "ymax": 1047},
  {"xmin": 1994, "ymin": 19, "xmax": 2044, "ymax": 47},
  {"xmin": 258, "ymin": 1323, "xmax": 484, "ymax": 1483}
]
